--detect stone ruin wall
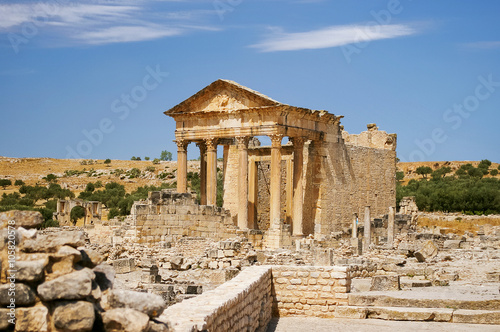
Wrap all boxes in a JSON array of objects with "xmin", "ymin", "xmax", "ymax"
[
  {"xmin": 133, "ymin": 191, "xmax": 242, "ymax": 244},
  {"xmin": 222, "ymin": 124, "xmax": 396, "ymax": 238}
]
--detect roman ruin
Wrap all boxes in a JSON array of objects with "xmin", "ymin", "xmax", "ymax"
[
  {"xmin": 163, "ymin": 79, "xmax": 397, "ymax": 249},
  {"xmin": 0, "ymin": 81, "xmax": 499, "ymax": 331}
]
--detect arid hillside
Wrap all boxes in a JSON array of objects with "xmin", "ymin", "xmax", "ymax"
[
  {"xmin": 0, "ymin": 157, "xmax": 498, "ymax": 195},
  {"xmin": 0, "ymin": 157, "xmax": 206, "ymax": 195},
  {"xmin": 398, "ymin": 160, "xmax": 500, "ymax": 183}
]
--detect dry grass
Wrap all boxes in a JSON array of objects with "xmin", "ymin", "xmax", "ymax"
[{"xmin": 417, "ymin": 216, "xmax": 500, "ymax": 235}]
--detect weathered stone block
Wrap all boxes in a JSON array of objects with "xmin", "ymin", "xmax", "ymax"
[
  {"xmin": 0, "ymin": 283, "xmax": 36, "ymax": 307},
  {"xmin": 335, "ymin": 306, "xmax": 367, "ymax": 319},
  {"xmin": 102, "ymin": 308, "xmax": 149, "ymax": 332},
  {"xmin": 0, "ymin": 210, "xmax": 43, "ymax": 229},
  {"xmin": 15, "ymin": 259, "xmax": 47, "ymax": 282},
  {"xmin": 108, "ymin": 289, "xmax": 166, "ymax": 317},
  {"xmin": 15, "ymin": 306, "xmax": 49, "ymax": 332},
  {"xmin": 414, "ymin": 240, "xmax": 438, "ymax": 262},
  {"xmin": 22, "ymin": 231, "xmax": 87, "ymax": 253},
  {"xmin": 37, "ymin": 268, "xmax": 94, "ymax": 301},
  {"xmin": 452, "ymin": 309, "xmax": 500, "ymax": 325},
  {"xmin": 370, "ymin": 275, "xmax": 400, "ymax": 291},
  {"xmin": 53, "ymin": 301, "xmax": 95, "ymax": 332}
]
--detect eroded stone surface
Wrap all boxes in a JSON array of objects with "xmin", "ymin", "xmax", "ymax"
[
  {"xmin": 108, "ymin": 289, "xmax": 166, "ymax": 318},
  {"xmin": 53, "ymin": 301, "xmax": 95, "ymax": 332},
  {"xmin": 102, "ymin": 308, "xmax": 150, "ymax": 332},
  {"xmin": 37, "ymin": 268, "xmax": 94, "ymax": 301}
]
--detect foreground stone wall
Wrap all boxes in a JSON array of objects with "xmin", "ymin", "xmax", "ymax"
[
  {"xmin": 161, "ymin": 266, "xmax": 273, "ymax": 332},
  {"xmin": 0, "ymin": 210, "xmax": 169, "ymax": 332},
  {"xmin": 161, "ymin": 265, "xmax": 355, "ymax": 331}
]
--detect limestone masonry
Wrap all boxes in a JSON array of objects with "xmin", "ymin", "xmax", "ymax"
[{"xmin": 164, "ymin": 79, "xmax": 397, "ymax": 249}]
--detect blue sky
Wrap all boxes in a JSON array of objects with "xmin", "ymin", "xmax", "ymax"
[{"xmin": 0, "ymin": 0, "xmax": 499, "ymax": 162}]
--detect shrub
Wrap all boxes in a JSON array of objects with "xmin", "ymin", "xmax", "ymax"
[
  {"xmin": 145, "ymin": 166, "xmax": 156, "ymax": 173},
  {"xmin": 396, "ymin": 171, "xmax": 404, "ymax": 182},
  {"xmin": 478, "ymin": 159, "xmax": 492, "ymax": 169},
  {"xmin": 14, "ymin": 179, "xmax": 25, "ymax": 186},
  {"xmin": 108, "ymin": 207, "xmax": 120, "ymax": 220},
  {"xmin": 152, "ymin": 158, "xmax": 160, "ymax": 165},
  {"xmin": 42, "ymin": 174, "xmax": 58, "ymax": 183},
  {"xmin": 145, "ymin": 157, "xmax": 150, "ymax": 161},
  {"xmin": 104, "ymin": 158, "xmax": 111, "ymax": 164},
  {"xmin": 490, "ymin": 169, "xmax": 499, "ymax": 176},
  {"xmin": 127, "ymin": 168, "xmax": 141, "ymax": 179},
  {"xmin": 0, "ymin": 179, "xmax": 12, "ymax": 189}
]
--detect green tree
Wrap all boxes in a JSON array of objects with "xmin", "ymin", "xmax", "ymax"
[
  {"xmin": 108, "ymin": 207, "xmax": 120, "ymax": 220},
  {"xmin": 104, "ymin": 158, "xmax": 111, "ymax": 164},
  {"xmin": 160, "ymin": 150, "xmax": 172, "ymax": 161},
  {"xmin": 144, "ymin": 156, "xmax": 150, "ymax": 161},
  {"xmin": 396, "ymin": 171, "xmax": 404, "ymax": 182},
  {"xmin": 416, "ymin": 166, "xmax": 432, "ymax": 179},
  {"xmin": 70, "ymin": 206, "xmax": 85, "ymax": 225},
  {"xmin": 468, "ymin": 167, "xmax": 484, "ymax": 178},
  {"xmin": 42, "ymin": 174, "xmax": 58, "ymax": 183},
  {"xmin": 0, "ymin": 179, "xmax": 12, "ymax": 189},
  {"xmin": 152, "ymin": 158, "xmax": 160, "ymax": 165},
  {"xmin": 85, "ymin": 182, "xmax": 95, "ymax": 193},
  {"xmin": 431, "ymin": 166, "xmax": 452, "ymax": 180},
  {"xmin": 491, "ymin": 169, "xmax": 499, "ymax": 176},
  {"xmin": 14, "ymin": 179, "xmax": 25, "ymax": 186},
  {"xmin": 478, "ymin": 159, "xmax": 492, "ymax": 169}
]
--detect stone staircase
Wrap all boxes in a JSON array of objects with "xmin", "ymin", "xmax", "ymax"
[{"xmin": 338, "ymin": 285, "xmax": 500, "ymax": 325}]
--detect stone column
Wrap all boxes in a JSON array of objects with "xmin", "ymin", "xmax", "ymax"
[
  {"xmin": 352, "ymin": 214, "xmax": 358, "ymax": 238},
  {"xmin": 197, "ymin": 142, "xmax": 207, "ymax": 205},
  {"xmin": 236, "ymin": 136, "xmax": 249, "ymax": 229},
  {"xmin": 206, "ymin": 138, "xmax": 218, "ymax": 206},
  {"xmin": 387, "ymin": 206, "xmax": 395, "ymax": 247},
  {"xmin": 291, "ymin": 137, "xmax": 305, "ymax": 236},
  {"xmin": 270, "ymin": 134, "xmax": 283, "ymax": 228},
  {"xmin": 176, "ymin": 139, "xmax": 188, "ymax": 193},
  {"xmin": 248, "ymin": 159, "xmax": 258, "ymax": 229},
  {"xmin": 286, "ymin": 159, "xmax": 293, "ymax": 225},
  {"xmin": 363, "ymin": 206, "xmax": 371, "ymax": 250}
]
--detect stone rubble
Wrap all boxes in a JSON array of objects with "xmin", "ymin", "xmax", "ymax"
[{"xmin": 0, "ymin": 211, "xmax": 168, "ymax": 332}]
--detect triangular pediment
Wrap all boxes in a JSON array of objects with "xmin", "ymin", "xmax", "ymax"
[{"xmin": 165, "ymin": 79, "xmax": 282, "ymax": 115}]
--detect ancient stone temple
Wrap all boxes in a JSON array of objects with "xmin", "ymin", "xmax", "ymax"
[{"xmin": 164, "ymin": 79, "xmax": 397, "ymax": 248}]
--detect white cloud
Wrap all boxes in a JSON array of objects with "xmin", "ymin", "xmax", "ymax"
[
  {"xmin": 250, "ymin": 24, "xmax": 418, "ymax": 52},
  {"xmin": 0, "ymin": 1, "xmax": 218, "ymax": 46},
  {"xmin": 78, "ymin": 25, "xmax": 182, "ymax": 44}
]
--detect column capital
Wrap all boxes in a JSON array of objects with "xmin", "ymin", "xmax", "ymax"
[
  {"xmin": 175, "ymin": 139, "xmax": 189, "ymax": 152},
  {"xmin": 205, "ymin": 138, "xmax": 218, "ymax": 151},
  {"xmin": 269, "ymin": 134, "xmax": 284, "ymax": 148},
  {"xmin": 290, "ymin": 137, "xmax": 306, "ymax": 149},
  {"xmin": 235, "ymin": 136, "xmax": 250, "ymax": 149}
]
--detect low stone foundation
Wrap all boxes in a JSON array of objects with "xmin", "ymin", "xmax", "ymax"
[
  {"xmin": 160, "ymin": 265, "xmax": 353, "ymax": 331},
  {"xmin": 161, "ymin": 266, "xmax": 273, "ymax": 331}
]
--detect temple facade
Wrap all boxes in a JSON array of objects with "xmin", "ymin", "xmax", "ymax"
[{"xmin": 165, "ymin": 79, "xmax": 397, "ymax": 248}]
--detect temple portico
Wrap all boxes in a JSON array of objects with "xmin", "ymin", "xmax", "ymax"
[{"xmin": 165, "ymin": 79, "xmax": 397, "ymax": 249}]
